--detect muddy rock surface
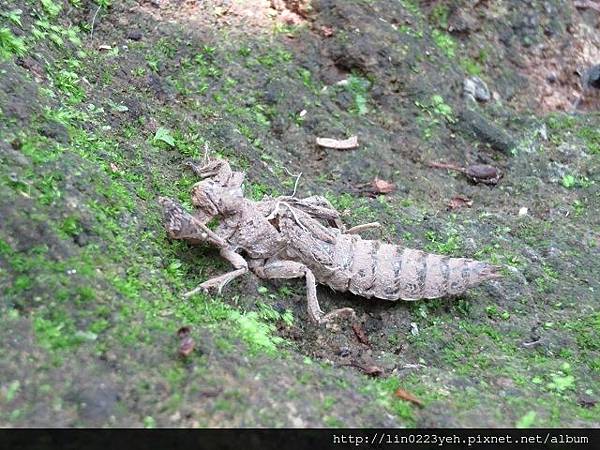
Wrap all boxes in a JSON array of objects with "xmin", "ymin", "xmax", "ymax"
[{"xmin": 0, "ymin": 0, "xmax": 599, "ymax": 427}]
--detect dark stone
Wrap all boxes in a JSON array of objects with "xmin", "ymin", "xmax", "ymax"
[
  {"xmin": 447, "ymin": 8, "xmax": 480, "ymax": 34},
  {"xmin": 464, "ymin": 76, "xmax": 491, "ymax": 102},
  {"xmin": 578, "ymin": 393, "xmax": 598, "ymax": 409},
  {"xmin": 16, "ymin": 56, "xmax": 45, "ymax": 79},
  {"xmin": 146, "ymin": 74, "xmax": 174, "ymax": 100},
  {"xmin": 582, "ymin": 65, "xmax": 600, "ymax": 90},
  {"xmin": 334, "ymin": 90, "xmax": 353, "ymax": 110},
  {"xmin": 371, "ymin": 85, "xmax": 384, "ymax": 101},
  {"xmin": 74, "ymin": 232, "xmax": 89, "ymax": 247},
  {"xmin": 127, "ymin": 30, "xmax": 143, "ymax": 41},
  {"xmin": 331, "ymin": 37, "xmax": 380, "ymax": 73},
  {"xmin": 263, "ymin": 86, "xmax": 280, "ymax": 105},
  {"xmin": 455, "ymin": 108, "xmax": 516, "ymax": 154},
  {"xmin": 338, "ymin": 347, "xmax": 350, "ymax": 357},
  {"xmin": 271, "ymin": 116, "xmax": 288, "ymax": 136},
  {"xmin": 0, "ymin": 66, "xmax": 41, "ymax": 125},
  {"xmin": 273, "ymin": 302, "xmax": 286, "ymax": 313},
  {"xmin": 302, "ymin": 117, "xmax": 319, "ymax": 132}
]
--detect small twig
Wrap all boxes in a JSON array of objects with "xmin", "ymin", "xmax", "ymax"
[
  {"xmin": 345, "ymin": 222, "xmax": 381, "ymax": 234},
  {"xmin": 397, "ymin": 363, "xmax": 426, "ymax": 370},
  {"xmin": 427, "ymin": 161, "xmax": 466, "ymax": 173},
  {"xmin": 90, "ymin": 5, "xmax": 102, "ymax": 40},
  {"xmin": 522, "ymin": 339, "xmax": 542, "ymax": 348}
]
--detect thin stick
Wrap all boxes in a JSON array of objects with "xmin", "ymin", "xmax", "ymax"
[
  {"xmin": 345, "ymin": 222, "xmax": 381, "ymax": 234},
  {"xmin": 90, "ymin": 5, "xmax": 102, "ymax": 40},
  {"xmin": 427, "ymin": 161, "xmax": 466, "ymax": 173}
]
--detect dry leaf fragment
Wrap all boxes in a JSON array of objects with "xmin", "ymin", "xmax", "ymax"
[
  {"xmin": 394, "ymin": 388, "xmax": 424, "ymax": 407},
  {"xmin": 361, "ymin": 365, "xmax": 384, "ymax": 377},
  {"xmin": 178, "ymin": 337, "xmax": 195, "ymax": 357},
  {"xmin": 177, "ymin": 326, "xmax": 195, "ymax": 357},
  {"xmin": 316, "ymin": 135, "xmax": 359, "ymax": 150},
  {"xmin": 448, "ymin": 196, "xmax": 473, "ymax": 210},
  {"xmin": 464, "ymin": 164, "xmax": 502, "ymax": 184},
  {"xmin": 340, "ymin": 361, "xmax": 385, "ymax": 376},
  {"xmin": 351, "ymin": 323, "xmax": 370, "ymax": 346},
  {"xmin": 321, "ymin": 26, "xmax": 334, "ymax": 37},
  {"xmin": 371, "ymin": 178, "xmax": 395, "ymax": 194}
]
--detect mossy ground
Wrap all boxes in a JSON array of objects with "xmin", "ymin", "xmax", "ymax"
[{"xmin": 0, "ymin": 0, "xmax": 598, "ymax": 427}]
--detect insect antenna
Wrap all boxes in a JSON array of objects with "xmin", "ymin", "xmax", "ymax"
[
  {"xmin": 202, "ymin": 142, "xmax": 211, "ymax": 165},
  {"xmin": 283, "ymin": 166, "xmax": 302, "ymax": 198}
]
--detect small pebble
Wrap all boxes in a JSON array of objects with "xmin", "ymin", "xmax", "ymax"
[
  {"xmin": 581, "ymin": 64, "xmax": 600, "ymax": 90},
  {"xmin": 410, "ymin": 322, "xmax": 419, "ymax": 336},
  {"xmin": 127, "ymin": 30, "xmax": 143, "ymax": 41},
  {"xmin": 463, "ymin": 76, "xmax": 491, "ymax": 102},
  {"xmin": 338, "ymin": 346, "xmax": 350, "ymax": 357}
]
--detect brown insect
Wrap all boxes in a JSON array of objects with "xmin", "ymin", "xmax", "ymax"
[{"xmin": 159, "ymin": 157, "xmax": 501, "ymax": 324}]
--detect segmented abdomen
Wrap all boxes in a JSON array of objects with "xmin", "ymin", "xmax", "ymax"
[{"xmin": 331, "ymin": 236, "xmax": 499, "ymax": 301}]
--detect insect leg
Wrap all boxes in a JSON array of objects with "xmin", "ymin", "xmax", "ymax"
[
  {"xmin": 287, "ymin": 195, "xmax": 345, "ymax": 229},
  {"xmin": 255, "ymin": 259, "xmax": 354, "ymax": 324},
  {"xmin": 184, "ymin": 248, "xmax": 248, "ymax": 298}
]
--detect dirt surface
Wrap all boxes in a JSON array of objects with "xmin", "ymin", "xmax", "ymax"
[{"xmin": 1, "ymin": 0, "xmax": 599, "ymax": 427}]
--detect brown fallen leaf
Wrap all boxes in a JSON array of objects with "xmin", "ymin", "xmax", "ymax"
[
  {"xmin": 464, "ymin": 164, "xmax": 502, "ymax": 184},
  {"xmin": 16, "ymin": 57, "xmax": 45, "ymax": 81},
  {"xmin": 178, "ymin": 336, "xmax": 195, "ymax": 357},
  {"xmin": 198, "ymin": 388, "xmax": 223, "ymax": 398},
  {"xmin": 316, "ymin": 135, "xmax": 359, "ymax": 150},
  {"xmin": 394, "ymin": 388, "xmax": 424, "ymax": 407},
  {"xmin": 351, "ymin": 322, "xmax": 370, "ymax": 346},
  {"xmin": 177, "ymin": 326, "xmax": 195, "ymax": 357},
  {"xmin": 372, "ymin": 178, "xmax": 395, "ymax": 194},
  {"xmin": 361, "ymin": 364, "xmax": 384, "ymax": 377},
  {"xmin": 338, "ymin": 360, "xmax": 384, "ymax": 376},
  {"xmin": 448, "ymin": 195, "xmax": 473, "ymax": 210}
]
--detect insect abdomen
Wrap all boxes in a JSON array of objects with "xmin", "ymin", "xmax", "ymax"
[{"xmin": 344, "ymin": 238, "xmax": 499, "ymax": 301}]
